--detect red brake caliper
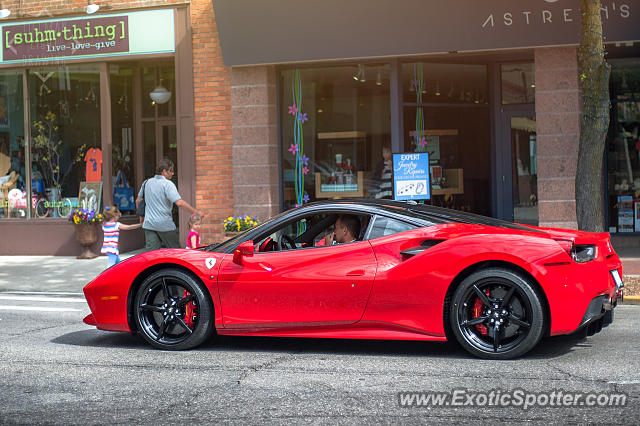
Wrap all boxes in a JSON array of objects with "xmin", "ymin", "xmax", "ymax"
[
  {"xmin": 183, "ymin": 290, "xmax": 197, "ymax": 328},
  {"xmin": 472, "ymin": 289, "xmax": 490, "ymax": 336}
]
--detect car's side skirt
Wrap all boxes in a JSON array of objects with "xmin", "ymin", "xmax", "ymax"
[{"xmin": 216, "ymin": 321, "xmax": 448, "ymax": 341}]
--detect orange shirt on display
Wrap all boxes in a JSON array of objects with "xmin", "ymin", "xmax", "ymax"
[{"xmin": 84, "ymin": 148, "xmax": 102, "ymax": 182}]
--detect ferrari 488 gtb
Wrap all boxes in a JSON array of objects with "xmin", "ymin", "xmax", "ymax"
[{"xmin": 83, "ymin": 200, "xmax": 624, "ymax": 359}]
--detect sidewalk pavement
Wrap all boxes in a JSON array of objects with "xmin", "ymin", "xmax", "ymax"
[
  {"xmin": 0, "ymin": 250, "xmax": 144, "ymax": 293},
  {"xmin": 0, "ymin": 251, "xmax": 638, "ymax": 304}
]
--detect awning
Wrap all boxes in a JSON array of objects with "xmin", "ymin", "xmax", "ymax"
[{"xmin": 213, "ymin": 0, "xmax": 639, "ymax": 66}]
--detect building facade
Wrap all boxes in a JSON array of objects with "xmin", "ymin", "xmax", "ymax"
[
  {"xmin": 0, "ymin": 0, "xmax": 638, "ymax": 255},
  {"xmin": 0, "ymin": 0, "xmax": 233, "ymax": 254}
]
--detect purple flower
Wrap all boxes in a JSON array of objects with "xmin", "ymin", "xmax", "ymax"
[
  {"xmin": 300, "ymin": 154, "xmax": 309, "ymax": 166},
  {"xmin": 303, "ymin": 194, "xmax": 310, "ymax": 203},
  {"xmin": 298, "ymin": 112, "xmax": 308, "ymax": 123}
]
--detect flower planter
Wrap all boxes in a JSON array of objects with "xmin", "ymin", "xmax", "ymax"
[
  {"xmin": 74, "ymin": 222, "xmax": 99, "ymax": 259},
  {"xmin": 223, "ymin": 231, "xmax": 243, "ymax": 240}
]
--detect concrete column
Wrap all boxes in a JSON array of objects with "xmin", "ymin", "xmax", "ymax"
[
  {"xmin": 231, "ymin": 66, "xmax": 280, "ymax": 222},
  {"xmin": 535, "ymin": 46, "xmax": 581, "ymax": 229}
]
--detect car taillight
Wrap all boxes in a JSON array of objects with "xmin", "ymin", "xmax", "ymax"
[
  {"xmin": 574, "ymin": 245, "xmax": 597, "ymax": 263},
  {"xmin": 555, "ymin": 239, "xmax": 574, "ymax": 257},
  {"xmin": 554, "ymin": 239, "xmax": 596, "ymax": 263}
]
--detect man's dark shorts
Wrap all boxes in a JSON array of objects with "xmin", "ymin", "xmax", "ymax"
[{"xmin": 144, "ymin": 229, "xmax": 180, "ymax": 250}]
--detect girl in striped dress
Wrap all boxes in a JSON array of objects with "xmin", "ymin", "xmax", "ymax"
[{"xmin": 102, "ymin": 205, "xmax": 142, "ymax": 267}]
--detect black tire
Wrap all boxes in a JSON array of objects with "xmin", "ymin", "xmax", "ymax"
[
  {"xmin": 449, "ymin": 268, "xmax": 545, "ymax": 359},
  {"xmin": 134, "ymin": 268, "xmax": 214, "ymax": 350}
]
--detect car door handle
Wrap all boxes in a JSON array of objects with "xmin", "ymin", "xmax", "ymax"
[{"xmin": 346, "ymin": 269, "xmax": 365, "ymax": 276}]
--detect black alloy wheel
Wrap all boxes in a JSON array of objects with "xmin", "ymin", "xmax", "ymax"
[
  {"xmin": 134, "ymin": 268, "xmax": 214, "ymax": 350},
  {"xmin": 449, "ymin": 268, "xmax": 544, "ymax": 359}
]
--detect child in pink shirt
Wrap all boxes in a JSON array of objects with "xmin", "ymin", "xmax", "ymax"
[{"xmin": 186, "ymin": 213, "xmax": 202, "ymax": 249}]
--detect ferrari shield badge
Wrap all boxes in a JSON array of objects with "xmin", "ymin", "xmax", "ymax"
[{"xmin": 205, "ymin": 258, "xmax": 216, "ymax": 269}]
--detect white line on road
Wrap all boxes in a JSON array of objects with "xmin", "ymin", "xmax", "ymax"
[
  {"xmin": 0, "ymin": 306, "xmax": 83, "ymax": 312},
  {"xmin": 0, "ymin": 291, "xmax": 84, "ymax": 296},
  {"xmin": 0, "ymin": 295, "xmax": 86, "ymax": 303}
]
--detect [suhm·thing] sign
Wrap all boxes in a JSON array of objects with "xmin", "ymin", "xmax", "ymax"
[{"xmin": 0, "ymin": 8, "xmax": 174, "ymax": 65}]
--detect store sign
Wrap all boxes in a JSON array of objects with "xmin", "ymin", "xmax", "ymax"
[
  {"xmin": 393, "ymin": 153, "xmax": 430, "ymax": 201},
  {"xmin": 213, "ymin": 0, "xmax": 640, "ymax": 66},
  {"xmin": 0, "ymin": 9, "xmax": 174, "ymax": 64},
  {"xmin": 3, "ymin": 16, "xmax": 129, "ymax": 61}
]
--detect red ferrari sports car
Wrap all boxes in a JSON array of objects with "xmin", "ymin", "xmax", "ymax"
[{"xmin": 83, "ymin": 200, "xmax": 624, "ymax": 359}]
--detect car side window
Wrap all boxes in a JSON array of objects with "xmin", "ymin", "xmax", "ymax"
[{"xmin": 366, "ymin": 215, "xmax": 418, "ymax": 240}]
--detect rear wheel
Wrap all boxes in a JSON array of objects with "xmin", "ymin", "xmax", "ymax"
[
  {"xmin": 449, "ymin": 268, "xmax": 544, "ymax": 359},
  {"xmin": 134, "ymin": 268, "xmax": 214, "ymax": 350}
]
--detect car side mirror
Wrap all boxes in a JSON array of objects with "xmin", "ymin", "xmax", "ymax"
[{"xmin": 233, "ymin": 241, "xmax": 254, "ymax": 265}]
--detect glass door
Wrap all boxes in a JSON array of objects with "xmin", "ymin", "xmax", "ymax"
[
  {"xmin": 160, "ymin": 122, "xmax": 177, "ymax": 185},
  {"xmin": 510, "ymin": 116, "xmax": 537, "ymax": 225}
]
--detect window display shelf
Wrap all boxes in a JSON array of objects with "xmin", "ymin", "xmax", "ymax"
[
  {"xmin": 432, "ymin": 168, "xmax": 464, "ymax": 195},
  {"xmin": 315, "ymin": 171, "xmax": 366, "ymax": 198},
  {"xmin": 317, "ymin": 131, "xmax": 366, "ymax": 140}
]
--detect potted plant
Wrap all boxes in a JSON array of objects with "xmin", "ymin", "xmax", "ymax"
[
  {"xmin": 223, "ymin": 215, "xmax": 259, "ymax": 239},
  {"xmin": 68, "ymin": 208, "xmax": 103, "ymax": 259}
]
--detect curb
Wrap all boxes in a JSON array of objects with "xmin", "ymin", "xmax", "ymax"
[{"xmin": 621, "ymin": 295, "xmax": 640, "ymax": 305}]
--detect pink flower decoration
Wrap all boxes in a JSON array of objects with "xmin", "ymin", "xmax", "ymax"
[
  {"xmin": 288, "ymin": 144, "xmax": 298, "ymax": 155},
  {"xmin": 288, "ymin": 104, "xmax": 298, "ymax": 115},
  {"xmin": 302, "ymin": 166, "xmax": 309, "ymax": 175},
  {"xmin": 419, "ymin": 136, "xmax": 427, "ymax": 148}
]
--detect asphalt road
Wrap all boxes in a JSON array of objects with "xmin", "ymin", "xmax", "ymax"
[{"xmin": 0, "ymin": 292, "xmax": 639, "ymax": 425}]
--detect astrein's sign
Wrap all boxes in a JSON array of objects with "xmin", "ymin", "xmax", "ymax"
[
  {"xmin": 212, "ymin": 0, "xmax": 640, "ymax": 66},
  {"xmin": 480, "ymin": 1, "xmax": 630, "ymax": 29}
]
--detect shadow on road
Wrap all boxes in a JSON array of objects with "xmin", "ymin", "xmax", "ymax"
[{"xmin": 52, "ymin": 328, "xmax": 591, "ymax": 360}]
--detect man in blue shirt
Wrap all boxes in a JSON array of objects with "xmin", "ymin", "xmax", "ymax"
[{"xmin": 136, "ymin": 158, "xmax": 202, "ymax": 250}]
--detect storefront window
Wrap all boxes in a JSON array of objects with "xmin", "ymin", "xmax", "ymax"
[
  {"xmin": 402, "ymin": 63, "xmax": 490, "ymax": 216},
  {"xmin": 501, "ymin": 63, "xmax": 535, "ymax": 104},
  {"xmin": 111, "ymin": 65, "xmax": 135, "ymax": 214},
  {"xmin": 280, "ymin": 64, "xmax": 390, "ymax": 209},
  {"xmin": 402, "ymin": 63, "xmax": 488, "ymax": 105},
  {"xmin": 607, "ymin": 58, "xmax": 640, "ymax": 233},
  {"xmin": 29, "ymin": 65, "xmax": 101, "ymax": 218},
  {"xmin": 0, "ymin": 71, "xmax": 26, "ymax": 219}
]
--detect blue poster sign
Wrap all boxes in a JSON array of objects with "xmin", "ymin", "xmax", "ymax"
[{"xmin": 393, "ymin": 152, "xmax": 430, "ymax": 201}]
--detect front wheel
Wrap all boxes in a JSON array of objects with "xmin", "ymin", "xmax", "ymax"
[
  {"xmin": 449, "ymin": 268, "xmax": 545, "ymax": 359},
  {"xmin": 134, "ymin": 268, "xmax": 214, "ymax": 350}
]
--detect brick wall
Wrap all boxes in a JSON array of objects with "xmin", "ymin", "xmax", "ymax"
[
  {"xmin": 535, "ymin": 46, "xmax": 581, "ymax": 229},
  {"xmin": 1, "ymin": 0, "xmax": 186, "ymax": 17},
  {"xmin": 191, "ymin": 0, "xmax": 233, "ymax": 244},
  {"xmin": 231, "ymin": 66, "xmax": 280, "ymax": 223}
]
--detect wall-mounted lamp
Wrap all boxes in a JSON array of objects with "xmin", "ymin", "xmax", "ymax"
[
  {"xmin": 353, "ymin": 65, "xmax": 361, "ymax": 81},
  {"xmin": 149, "ymin": 80, "xmax": 172, "ymax": 104},
  {"xmin": 376, "ymin": 70, "xmax": 382, "ymax": 86},
  {"xmin": 0, "ymin": 3, "xmax": 11, "ymax": 18},
  {"xmin": 86, "ymin": 1, "xmax": 99, "ymax": 14},
  {"xmin": 359, "ymin": 66, "xmax": 366, "ymax": 83}
]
